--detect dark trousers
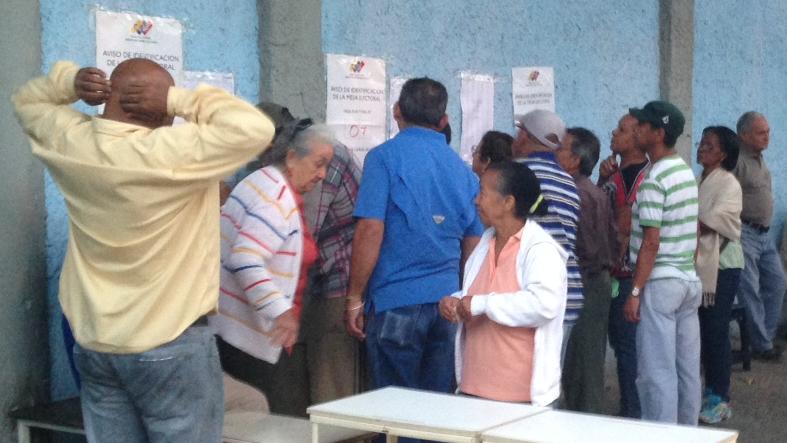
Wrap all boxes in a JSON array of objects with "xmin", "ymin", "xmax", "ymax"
[
  {"xmin": 608, "ymin": 277, "xmax": 641, "ymax": 418},
  {"xmin": 365, "ymin": 302, "xmax": 457, "ymax": 443},
  {"xmin": 365, "ymin": 303, "xmax": 457, "ymax": 393},
  {"xmin": 562, "ymin": 271, "xmax": 612, "ymax": 414},
  {"xmin": 699, "ymin": 268, "xmax": 741, "ymax": 401},
  {"xmin": 217, "ymin": 337, "xmax": 310, "ymax": 417}
]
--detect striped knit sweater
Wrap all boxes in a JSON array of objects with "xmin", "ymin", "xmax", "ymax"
[
  {"xmin": 210, "ymin": 166, "xmax": 304, "ymax": 363},
  {"xmin": 518, "ymin": 152, "xmax": 584, "ymax": 323}
]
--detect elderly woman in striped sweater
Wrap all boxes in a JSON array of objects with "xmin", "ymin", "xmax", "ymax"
[{"xmin": 210, "ymin": 119, "xmax": 334, "ymax": 416}]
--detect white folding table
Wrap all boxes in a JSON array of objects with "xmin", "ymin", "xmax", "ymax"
[
  {"xmin": 223, "ymin": 411, "xmax": 373, "ymax": 443},
  {"xmin": 480, "ymin": 409, "xmax": 739, "ymax": 443},
  {"xmin": 308, "ymin": 386, "xmax": 546, "ymax": 443}
]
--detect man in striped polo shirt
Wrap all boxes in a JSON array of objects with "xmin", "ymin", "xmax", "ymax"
[
  {"xmin": 512, "ymin": 110, "xmax": 582, "ymax": 362},
  {"xmin": 623, "ymin": 101, "xmax": 701, "ymax": 425}
]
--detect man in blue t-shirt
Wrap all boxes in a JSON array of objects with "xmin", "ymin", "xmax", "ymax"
[{"xmin": 345, "ymin": 77, "xmax": 483, "ymax": 393}]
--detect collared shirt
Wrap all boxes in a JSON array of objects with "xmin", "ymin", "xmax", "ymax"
[
  {"xmin": 462, "ymin": 228, "xmax": 535, "ymax": 403},
  {"xmin": 354, "ymin": 127, "xmax": 484, "ymax": 313},
  {"xmin": 733, "ymin": 146, "xmax": 773, "ymax": 227},
  {"xmin": 517, "ymin": 152, "xmax": 583, "ymax": 323},
  {"xmin": 631, "ymin": 154, "xmax": 698, "ymax": 280},
  {"xmin": 12, "ymin": 61, "xmax": 273, "ymax": 353},
  {"xmin": 575, "ymin": 175, "xmax": 616, "ymax": 276},
  {"xmin": 303, "ymin": 143, "xmax": 361, "ymax": 299}
]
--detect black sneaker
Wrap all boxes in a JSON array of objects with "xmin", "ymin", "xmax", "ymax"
[{"xmin": 753, "ymin": 348, "xmax": 783, "ymax": 362}]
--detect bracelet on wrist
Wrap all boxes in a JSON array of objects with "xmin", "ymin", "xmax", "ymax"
[{"xmin": 346, "ymin": 302, "xmax": 364, "ymax": 312}]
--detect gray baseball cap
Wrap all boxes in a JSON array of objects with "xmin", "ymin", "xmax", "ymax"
[{"xmin": 514, "ymin": 109, "xmax": 566, "ymax": 149}]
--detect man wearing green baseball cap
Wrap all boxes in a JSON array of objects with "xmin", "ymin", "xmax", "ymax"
[{"xmin": 624, "ymin": 100, "xmax": 702, "ymax": 425}]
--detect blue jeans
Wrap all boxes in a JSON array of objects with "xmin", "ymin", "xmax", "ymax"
[
  {"xmin": 738, "ymin": 224, "xmax": 786, "ymax": 352},
  {"xmin": 608, "ymin": 278, "xmax": 641, "ymax": 418},
  {"xmin": 699, "ymin": 268, "xmax": 741, "ymax": 401},
  {"xmin": 637, "ymin": 277, "xmax": 702, "ymax": 425},
  {"xmin": 365, "ymin": 303, "xmax": 456, "ymax": 393},
  {"xmin": 74, "ymin": 323, "xmax": 223, "ymax": 443}
]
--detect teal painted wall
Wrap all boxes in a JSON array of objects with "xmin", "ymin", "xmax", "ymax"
[
  {"xmin": 693, "ymin": 0, "xmax": 787, "ymax": 242},
  {"xmin": 322, "ymin": 0, "xmax": 661, "ymax": 156}
]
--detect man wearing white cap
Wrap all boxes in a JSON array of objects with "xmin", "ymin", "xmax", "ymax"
[{"xmin": 512, "ymin": 110, "xmax": 582, "ymax": 361}]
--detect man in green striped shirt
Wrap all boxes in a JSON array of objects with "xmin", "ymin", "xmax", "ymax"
[{"xmin": 623, "ymin": 101, "xmax": 702, "ymax": 425}]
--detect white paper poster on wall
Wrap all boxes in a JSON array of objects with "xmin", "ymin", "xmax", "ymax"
[
  {"xmin": 388, "ymin": 76, "xmax": 407, "ymax": 139},
  {"xmin": 96, "ymin": 10, "xmax": 183, "ymax": 83},
  {"xmin": 511, "ymin": 67, "xmax": 555, "ymax": 119},
  {"xmin": 326, "ymin": 54, "xmax": 387, "ymax": 164},
  {"xmin": 326, "ymin": 54, "xmax": 386, "ymax": 124},
  {"xmin": 174, "ymin": 71, "xmax": 235, "ymax": 125},
  {"xmin": 182, "ymin": 71, "xmax": 235, "ymax": 94},
  {"xmin": 329, "ymin": 124, "xmax": 387, "ymax": 166},
  {"xmin": 460, "ymin": 73, "xmax": 495, "ymax": 164}
]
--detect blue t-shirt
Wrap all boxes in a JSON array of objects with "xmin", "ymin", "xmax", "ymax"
[{"xmin": 354, "ymin": 127, "xmax": 484, "ymax": 312}]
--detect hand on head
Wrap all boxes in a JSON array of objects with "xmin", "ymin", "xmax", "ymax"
[
  {"xmin": 101, "ymin": 58, "xmax": 175, "ymax": 128},
  {"xmin": 118, "ymin": 77, "xmax": 171, "ymax": 125},
  {"xmin": 75, "ymin": 68, "xmax": 111, "ymax": 106}
]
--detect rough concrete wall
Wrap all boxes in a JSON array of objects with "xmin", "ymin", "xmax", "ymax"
[
  {"xmin": 693, "ymin": 0, "xmax": 787, "ymax": 243},
  {"xmin": 0, "ymin": 0, "xmax": 49, "ymax": 440},
  {"xmin": 321, "ymin": 0, "xmax": 660, "ymax": 156},
  {"xmin": 40, "ymin": 0, "xmax": 260, "ymax": 399},
  {"xmin": 259, "ymin": 0, "xmax": 325, "ymax": 120},
  {"xmin": 660, "ymin": 0, "xmax": 694, "ymax": 164}
]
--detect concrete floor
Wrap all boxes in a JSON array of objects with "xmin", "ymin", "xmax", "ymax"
[{"xmin": 602, "ymin": 334, "xmax": 787, "ymax": 442}]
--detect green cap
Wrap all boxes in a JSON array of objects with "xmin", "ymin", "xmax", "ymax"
[{"xmin": 629, "ymin": 100, "xmax": 685, "ymax": 142}]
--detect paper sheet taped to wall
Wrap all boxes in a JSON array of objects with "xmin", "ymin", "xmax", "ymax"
[
  {"xmin": 326, "ymin": 54, "xmax": 387, "ymax": 165},
  {"xmin": 95, "ymin": 10, "xmax": 183, "ymax": 83},
  {"xmin": 460, "ymin": 73, "xmax": 495, "ymax": 164},
  {"xmin": 388, "ymin": 76, "xmax": 407, "ymax": 140},
  {"xmin": 512, "ymin": 67, "xmax": 555, "ymax": 119}
]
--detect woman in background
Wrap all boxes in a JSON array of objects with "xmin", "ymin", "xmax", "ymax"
[
  {"xmin": 695, "ymin": 125, "xmax": 742, "ymax": 424},
  {"xmin": 471, "ymin": 130, "xmax": 513, "ymax": 176}
]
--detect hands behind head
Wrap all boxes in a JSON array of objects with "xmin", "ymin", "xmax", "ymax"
[
  {"xmin": 118, "ymin": 77, "xmax": 170, "ymax": 124},
  {"xmin": 75, "ymin": 68, "xmax": 111, "ymax": 106}
]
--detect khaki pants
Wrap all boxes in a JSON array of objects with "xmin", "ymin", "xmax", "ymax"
[{"xmin": 301, "ymin": 295, "xmax": 364, "ymax": 404}]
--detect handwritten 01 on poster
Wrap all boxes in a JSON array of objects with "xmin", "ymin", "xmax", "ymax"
[
  {"xmin": 95, "ymin": 10, "xmax": 183, "ymax": 83},
  {"xmin": 325, "ymin": 54, "xmax": 387, "ymax": 166}
]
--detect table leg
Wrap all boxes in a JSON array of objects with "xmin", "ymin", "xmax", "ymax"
[
  {"xmin": 385, "ymin": 434, "xmax": 398, "ymax": 443},
  {"xmin": 17, "ymin": 422, "xmax": 31, "ymax": 443},
  {"xmin": 312, "ymin": 422, "xmax": 320, "ymax": 443}
]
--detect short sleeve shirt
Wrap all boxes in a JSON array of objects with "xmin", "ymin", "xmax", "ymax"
[
  {"xmin": 630, "ymin": 155, "xmax": 698, "ymax": 280},
  {"xmin": 354, "ymin": 127, "xmax": 484, "ymax": 312}
]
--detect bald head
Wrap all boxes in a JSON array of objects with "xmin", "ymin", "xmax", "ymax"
[{"xmin": 103, "ymin": 58, "xmax": 175, "ymax": 128}]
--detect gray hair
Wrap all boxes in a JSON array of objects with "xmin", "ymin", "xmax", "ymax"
[
  {"xmin": 736, "ymin": 111, "xmax": 765, "ymax": 135},
  {"xmin": 261, "ymin": 120, "xmax": 336, "ymax": 167},
  {"xmin": 566, "ymin": 127, "xmax": 600, "ymax": 177}
]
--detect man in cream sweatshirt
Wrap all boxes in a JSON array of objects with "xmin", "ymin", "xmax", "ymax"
[{"xmin": 12, "ymin": 58, "xmax": 273, "ymax": 442}]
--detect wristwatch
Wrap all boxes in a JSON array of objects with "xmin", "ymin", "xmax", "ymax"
[{"xmin": 631, "ymin": 286, "xmax": 641, "ymax": 298}]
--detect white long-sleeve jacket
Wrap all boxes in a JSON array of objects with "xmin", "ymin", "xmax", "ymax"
[{"xmin": 454, "ymin": 219, "xmax": 568, "ymax": 406}]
